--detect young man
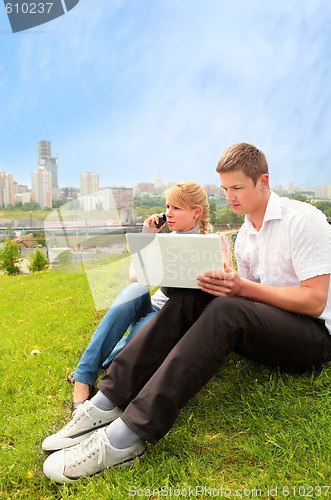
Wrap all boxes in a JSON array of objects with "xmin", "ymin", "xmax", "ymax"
[{"xmin": 43, "ymin": 143, "xmax": 331, "ymax": 483}]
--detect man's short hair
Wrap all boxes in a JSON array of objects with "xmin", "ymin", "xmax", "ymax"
[{"xmin": 216, "ymin": 143, "xmax": 268, "ymax": 185}]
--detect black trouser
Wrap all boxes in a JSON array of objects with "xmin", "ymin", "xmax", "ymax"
[{"xmin": 98, "ymin": 289, "xmax": 331, "ymax": 443}]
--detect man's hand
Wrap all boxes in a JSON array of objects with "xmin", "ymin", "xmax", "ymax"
[
  {"xmin": 197, "ymin": 235, "xmax": 241, "ymax": 296},
  {"xmin": 197, "ymin": 263, "xmax": 241, "ymax": 297}
]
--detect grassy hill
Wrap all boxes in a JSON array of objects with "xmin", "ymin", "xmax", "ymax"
[{"xmin": 1, "ymin": 269, "xmax": 331, "ymax": 499}]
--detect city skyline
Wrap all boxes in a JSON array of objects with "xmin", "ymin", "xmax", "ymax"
[
  {"xmin": 1, "ymin": 154, "xmax": 331, "ymax": 212},
  {"xmin": 1, "ymin": 144, "xmax": 330, "ymax": 194},
  {"xmin": 1, "ymin": 1, "xmax": 331, "ymax": 190},
  {"xmin": 1, "ymin": 137, "xmax": 328, "ymax": 195},
  {"xmin": 2, "ymin": 151, "xmax": 329, "ymax": 194}
]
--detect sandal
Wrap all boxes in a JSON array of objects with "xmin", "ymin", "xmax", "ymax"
[{"xmin": 66, "ymin": 372, "xmax": 75, "ymax": 384}]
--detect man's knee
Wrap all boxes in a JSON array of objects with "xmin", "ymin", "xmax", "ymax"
[
  {"xmin": 201, "ymin": 297, "xmax": 257, "ymax": 335},
  {"xmin": 204, "ymin": 296, "xmax": 246, "ymax": 315}
]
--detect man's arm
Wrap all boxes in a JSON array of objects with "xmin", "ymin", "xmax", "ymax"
[{"xmin": 197, "ymin": 270, "xmax": 330, "ymax": 318}]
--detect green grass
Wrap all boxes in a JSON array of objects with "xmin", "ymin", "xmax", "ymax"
[
  {"xmin": 0, "ymin": 210, "xmax": 52, "ymax": 221},
  {"xmin": 1, "ymin": 270, "xmax": 331, "ymax": 499}
]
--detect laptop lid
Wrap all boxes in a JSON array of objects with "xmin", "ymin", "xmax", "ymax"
[{"xmin": 126, "ymin": 233, "xmax": 224, "ymax": 288}]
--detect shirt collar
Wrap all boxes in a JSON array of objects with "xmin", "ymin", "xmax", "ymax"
[
  {"xmin": 245, "ymin": 191, "xmax": 283, "ymax": 232},
  {"xmin": 263, "ymin": 191, "xmax": 283, "ymax": 223}
]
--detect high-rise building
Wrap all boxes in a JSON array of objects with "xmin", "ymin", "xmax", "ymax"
[
  {"xmin": 315, "ymin": 184, "xmax": 331, "ymax": 200},
  {"xmin": 14, "ymin": 183, "xmax": 29, "ymax": 194},
  {"xmin": 38, "ymin": 140, "xmax": 58, "ymax": 190},
  {"xmin": 154, "ymin": 169, "xmax": 164, "ymax": 194},
  {"xmin": 109, "ymin": 187, "xmax": 135, "ymax": 224},
  {"xmin": 38, "ymin": 140, "xmax": 51, "ymax": 162},
  {"xmin": 78, "ymin": 187, "xmax": 135, "ymax": 224},
  {"xmin": 80, "ymin": 171, "xmax": 99, "ymax": 196},
  {"xmin": 154, "ymin": 169, "xmax": 163, "ymax": 189},
  {"xmin": 204, "ymin": 184, "xmax": 222, "ymax": 197},
  {"xmin": 0, "ymin": 171, "xmax": 15, "ymax": 207},
  {"xmin": 14, "ymin": 182, "xmax": 30, "ymax": 205},
  {"xmin": 110, "ymin": 187, "xmax": 134, "ymax": 209},
  {"xmin": 31, "ymin": 167, "xmax": 52, "ymax": 209},
  {"xmin": 135, "ymin": 182, "xmax": 154, "ymax": 194},
  {"xmin": 61, "ymin": 187, "xmax": 79, "ymax": 200}
]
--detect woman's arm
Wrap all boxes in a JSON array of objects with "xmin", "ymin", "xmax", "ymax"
[{"xmin": 129, "ymin": 261, "xmax": 137, "ymax": 282}]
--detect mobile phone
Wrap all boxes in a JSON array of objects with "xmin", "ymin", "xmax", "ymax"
[{"xmin": 154, "ymin": 214, "xmax": 166, "ymax": 229}]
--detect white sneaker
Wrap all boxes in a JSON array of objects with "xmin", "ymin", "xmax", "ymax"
[
  {"xmin": 43, "ymin": 427, "xmax": 146, "ymax": 483},
  {"xmin": 42, "ymin": 401, "xmax": 123, "ymax": 452}
]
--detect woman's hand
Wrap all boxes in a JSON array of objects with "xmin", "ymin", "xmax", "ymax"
[{"xmin": 143, "ymin": 213, "xmax": 166, "ymax": 233}]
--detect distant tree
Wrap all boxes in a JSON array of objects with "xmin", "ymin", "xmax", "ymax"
[
  {"xmin": 22, "ymin": 201, "xmax": 41, "ymax": 211},
  {"xmin": 134, "ymin": 195, "xmax": 164, "ymax": 209},
  {"xmin": 35, "ymin": 232, "xmax": 46, "ymax": 247},
  {"xmin": 28, "ymin": 248, "xmax": 50, "ymax": 272},
  {"xmin": 52, "ymin": 199, "xmax": 68, "ymax": 209},
  {"xmin": 135, "ymin": 206, "xmax": 165, "ymax": 220},
  {"xmin": 0, "ymin": 239, "xmax": 22, "ymax": 275},
  {"xmin": 208, "ymin": 199, "xmax": 217, "ymax": 225},
  {"xmin": 312, "ymin": 201, "xmax": 331, "ymax": 216},
  {"xmin": 57, "ymin": 250, "xmax": 73, "ymax": 266},
  {"xmin": 293, "ymin": 194, "xmax": 309, "ymax": 203},
  {"xmin": 215, "ymin": 206, "xmax": 244, "ymax": 225}
]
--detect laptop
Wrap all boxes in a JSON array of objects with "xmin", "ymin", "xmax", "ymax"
[{"xmin": 126, "ymin": 233, "xmax": 224, "ymax": 288}]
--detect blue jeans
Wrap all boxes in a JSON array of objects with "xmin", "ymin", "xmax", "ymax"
[{"xmin": 73, "ymin": 282, "xmax": 157, "ymax": 386}]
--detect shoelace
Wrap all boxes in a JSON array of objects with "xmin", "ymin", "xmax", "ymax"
[
  {"xmin": 61, "ymin": 403, "xmax": 93, "ymax": 433},
  {"xmin": 68, "ymin": 430, "xmax": 106, "ymax": 468}
]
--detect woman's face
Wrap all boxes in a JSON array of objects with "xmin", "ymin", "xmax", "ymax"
[{"xmin": 165, "ymin": 200, "xmax": 199, "ymax": 232}]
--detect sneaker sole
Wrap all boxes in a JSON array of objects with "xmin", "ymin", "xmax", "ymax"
[{"xmin": 44, "ymin": 447, "xmax": 146, "ymax": 483}]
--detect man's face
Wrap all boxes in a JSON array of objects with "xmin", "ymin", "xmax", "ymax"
[{"xmin": 219, "ymin": 170, "xmax": 264, "ymax": 216}]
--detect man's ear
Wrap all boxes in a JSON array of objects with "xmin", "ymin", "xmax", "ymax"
[{"xmin": 259, "ymin": 174, "xmax": 269, "ymax": 190}]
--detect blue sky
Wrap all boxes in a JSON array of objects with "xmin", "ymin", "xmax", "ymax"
[{"xmin": 0, "ymin": 0, "xmax": 330, "ymax": 191}]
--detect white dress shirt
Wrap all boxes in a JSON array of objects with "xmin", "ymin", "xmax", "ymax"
[{"xmin": 235, "ymin": 191, "xmax": 331, "ymax": 333}]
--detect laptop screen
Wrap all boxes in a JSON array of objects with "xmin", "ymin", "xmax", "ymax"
[{"xmin": 126, "ymin": 233, "xmax": 224, "ymax": 288}]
